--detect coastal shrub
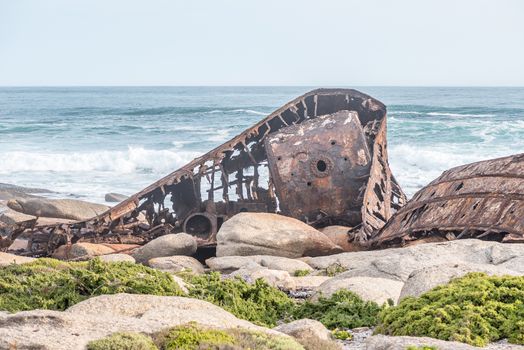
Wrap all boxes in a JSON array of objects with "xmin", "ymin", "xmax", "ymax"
[
  {"xmin": 325, "ymin": 263, "xmax": 347, "ymax": 277},
  {"xmin": 375, "ymin": 273, "xmax": 524, "ymax": 346},
  {"xmin": 405, "ymin": 346, "xmax": 437, "ymax": 350},
  {"xmin": 185, "ymin": 272, "xmax": 294, "ymax": 327},
  {"xmin": 293, "ymin": 269, "xmax": 311, "ymax": 277},
  {"xmin": 331, "ymin": 328, "xmax": 352, "ymax": 340},
  {"xmin": 87, "ymin": 332, "xmax": 158, "ymax": 350},
  {"xmin": 154, "ymin": 323, "xmax": 235, "ymax": 350},
  {"xmin": 292, "ymin": 290, "xmax": 383, "ymax": 329},
  {"xmin": 153, "ymin": 323, "xmax": 304, "ymax": 350},
  {"xmin": 0, "ymin": 258, "xmax": 184, "ymax": 312}
]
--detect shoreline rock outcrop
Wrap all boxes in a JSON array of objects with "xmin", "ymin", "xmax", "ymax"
[
  {"xmin": 216, "ymin": 212, "xmax": 343, "ymax": 258},
  {"xmin": 7, "ymin": 197, "xmax": 109, "ymax": 221}
]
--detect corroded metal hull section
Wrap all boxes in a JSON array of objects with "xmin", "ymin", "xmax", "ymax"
[
  {"xmin": 371, "ymin": 153, "xmax": 524, "ymax": 248},
  {"xmin": 2, "ymin": 89, "xmax": 406, "ymax": 256}
]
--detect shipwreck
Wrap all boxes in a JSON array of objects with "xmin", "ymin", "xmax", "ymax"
[
  {"xmin": 1, "ymin": 89, "xmax": 406, "ymax": 257},
  {"xmin": 370, "ymin": 153, "xmax": 524, "ymax": 248}
]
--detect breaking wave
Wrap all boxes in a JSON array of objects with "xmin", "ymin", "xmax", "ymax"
[{"xmin": 0, "ymin": 147, "xmax": 201, "ymax": 175}]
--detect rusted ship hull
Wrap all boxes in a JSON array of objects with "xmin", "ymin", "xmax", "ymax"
[
  {"xmin": 370, "ymin": 153, "xmax": 524, "ymax": 248},
  {"xmin": 2, "ymin": 89, "xmax": 406, "ymax": 256}
]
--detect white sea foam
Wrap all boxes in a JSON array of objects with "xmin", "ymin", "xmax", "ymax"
[
  {"xmin": 426, "ymin": 112, "xmax": 496, "ymax": 117},
  {"xmin": 206, "ymin": 109, "xmax": 267, "ymax": 116},
  {"xmin": 388, "ymin": 143, "xmax": 516, "ymax": 198},
  {"xmin": 0, "ymin": 146, "xmax": 200, "ymax": 175}
]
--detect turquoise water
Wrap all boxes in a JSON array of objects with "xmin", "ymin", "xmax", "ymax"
[{"xmin": 1, "ymin": 87, "xmax": 523, "ymax": 203}]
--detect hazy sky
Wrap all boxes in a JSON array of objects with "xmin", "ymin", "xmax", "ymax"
[{"xmin": 1, "ymin": 0, "xmax": 523, "ymax": 86}]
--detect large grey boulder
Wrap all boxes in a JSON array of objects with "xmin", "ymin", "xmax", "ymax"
[
  {"xmin": 399, "ymin": 262, "xmax": 520, "ymax": 300},
  {"xmin": 132, "ymin": 233, "xmax": 197, "ymax": 264},
  {"xmin": 216, "ymin": 213, "xmax": 343, "ymax": 258},
  {"xmin": 0, "ymin": 293, "xmax": 284, "ymax": 350},
  {"xmin": 148, "ymin": 255, "xmax": 205, "ymax": 274},
  {"xmin": 313, "ymin": 276, "xmax": 403, "ymax": 305},
  {"xmin": 206, "ymin": 255, "xmax": 313, "ymax": 274},
  {"xmin": 7, "ymin": 198, "xmax": 109, "ymax": 221},
  {"xmin": 303, "ymin": 239, "xmax": 524, "ymax": 282}
]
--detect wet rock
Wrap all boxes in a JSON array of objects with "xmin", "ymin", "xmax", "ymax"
[
  {"xmin": 0, "ymin": 293, "xmax": 282, "ymax": 350},
  {"xmin": 104, "ymin": 192, "xmax": 128, "ymax": 203},
  {"xmin": 7, "ymin": 198, "xmax": 109, "ymax": 221},
  {"xmin": 216, "ymin": 213, "xmax": 343, "ymax": 258},
  {"xmin": 313, "ymin": 276, "xmax": 403, "ymax": 305},
  {"xmin": 148, "ymin": 255, "xmax": 205, "ymax": 274},
  {"xmin": 0, "ymin": 252, "xmax": 35, "ymax": 266},
  {"xmin": 206, "ymin": 255, "xmax": 313, "ymax": 274},
  {"xmin": 132, "ymin": 233, "xmax": 197, "ymax": 264},
  {"xmin": 399, "ymin": 262, "xmax": 520, "ymax": 300}
]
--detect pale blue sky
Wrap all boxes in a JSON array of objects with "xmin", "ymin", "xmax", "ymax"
[{"xmin": 1, "ymin": 0, "xmax": 523, "ymax": 86}]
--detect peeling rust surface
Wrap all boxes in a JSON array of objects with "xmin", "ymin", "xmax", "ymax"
[
  {"xmin": 1, "ymin": 89, "xmax": 405, "ymax": 256},
  {"xmin": 370, "ymin": 153, "xmax": 524, "ymax": 248}
]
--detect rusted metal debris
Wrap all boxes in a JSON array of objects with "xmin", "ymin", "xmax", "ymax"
[
  {"xmin": 1, "ymin": 88, "xmax": 406, "ymax": 257},
  {"xmin": 370, "ymin": 153, "xmax": 524, "ymax": 248}
]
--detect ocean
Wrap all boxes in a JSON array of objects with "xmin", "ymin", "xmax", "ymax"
[{"xmin": 1, "ymin": 86, "xmax": 523, "ymax": 204}]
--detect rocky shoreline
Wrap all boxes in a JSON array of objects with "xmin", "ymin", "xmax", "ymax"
[{"xmin": 1, "ymin": 200, "xmax": 523, "ymax": 349}]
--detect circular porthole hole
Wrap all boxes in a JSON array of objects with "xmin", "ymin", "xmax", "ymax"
[
  {"xmin": 307, "ymin": 181, "xmax": 312, "ymax": 186},
  {"xmin": 330, "ymin": 140, "xmax": 336, "ymax": 145},
  {"xmin": 316, "ymin": 160, "xmax": 327, "ymax": 172}
]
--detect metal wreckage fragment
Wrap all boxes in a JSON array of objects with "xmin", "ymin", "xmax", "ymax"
[
  {"xmin": 1, "ymin": 89, "xmax": 406, "ymax": 257},
  {"xmin": 370, "ymin": 153, "xmax": 524, "ymax": 248}
]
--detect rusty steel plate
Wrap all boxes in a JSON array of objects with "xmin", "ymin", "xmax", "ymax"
[
  {"xmin": 370, "ymin": 153, "xmax": 524, "ymax": 248},
  {"xmin": 266, "ymin": 111, "xmax": 372, "ymax": 225}
]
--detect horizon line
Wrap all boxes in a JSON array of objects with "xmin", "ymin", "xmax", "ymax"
[{"xmin": 1, "ymin": 85, "xmax": 524, "ymax": 88}]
